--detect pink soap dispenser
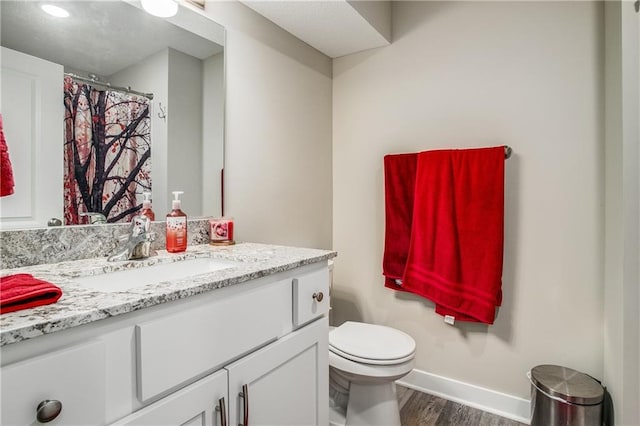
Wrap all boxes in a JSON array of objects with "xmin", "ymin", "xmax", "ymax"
[
  {"xmin": 166, "ymin": 191, "xmax": 187, "ymax": 253},
  {"xmin": 140, "ymin": 192, "xmax": 155, "ymax": 221}
]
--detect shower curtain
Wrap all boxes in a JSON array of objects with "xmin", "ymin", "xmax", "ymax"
[{"xmin": 63, "ymin": 76, "xmax": 151, "ymax": 225}]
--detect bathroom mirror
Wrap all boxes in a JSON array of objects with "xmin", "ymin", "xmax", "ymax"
[{"xmin": 0, "ymin": 0, "xmax": 225, "ymax": 229}]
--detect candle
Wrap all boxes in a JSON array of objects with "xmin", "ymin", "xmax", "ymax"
[{"xmin": 210, "ymin": 217, "xmax": 235, "ymax": 245}]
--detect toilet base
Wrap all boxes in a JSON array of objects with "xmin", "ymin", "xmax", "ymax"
[
  {"xmin": 329, "ymin": 383, "xmax": 400, "ymax": 426},
  {"xmin": 329, "ymin": 404, "xmax": 347, "ymax": 426},
  {"xmin": 345, "ymin": 382, "xmax": 401, "ymax": 426},
  {"xmin": 329, "ymin": 382, "xmax": 402, "ymax": 426}
]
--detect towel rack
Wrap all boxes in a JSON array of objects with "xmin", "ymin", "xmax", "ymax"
[{"xmin": 504, "ymin": 146, "xmax": 513, "ymax": 159}]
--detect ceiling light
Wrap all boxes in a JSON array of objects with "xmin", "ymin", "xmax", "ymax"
[
  {"xmin": 141, "ymin": 0, "xmax": 179, "ymax": 18},
  {"xmin": 41, "ymin": 4, "xmax": 70, "ymax": 18}
]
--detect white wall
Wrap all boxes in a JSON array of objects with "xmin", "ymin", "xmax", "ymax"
[
  {"xmin": 619, "ymin": 6, "xmax": 639, "ymax": 424},
  {"xmin": 202, "ymin": 53, "xmax": 224, "ymax": 218},
  {"xmin": 333, "ymin": 0, "xmax": 604, "ymax": 401},
  {"xmin": 347, "ymin": 1, "xmax": 391, "ymax": 43},
  {"xmin": 604, "ymin": 2, "xmax": 640, "ymax": 424},
  {"xmin": 109, "ymin": 50, "xmax": 170, "ymax": 217},
  {"xmin": 203, "ymin": 2, "xmax": 333, "ymax": 249},
  {"xmin": 167, "ymin": 48, "xmax": 203, "ymax": 216},
  {"xmin": 111, "ymin": 48, "xmax": 208, "ymax": 218}
]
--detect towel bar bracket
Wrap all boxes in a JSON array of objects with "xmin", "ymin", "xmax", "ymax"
[{"xmin": 504, "ymin": 146, "xmax": 512, "ymax": 159}]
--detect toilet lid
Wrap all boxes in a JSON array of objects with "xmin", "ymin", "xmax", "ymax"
[{"xmin": 329, "ymin": 322, "xmax": 416, "ymax": 365}]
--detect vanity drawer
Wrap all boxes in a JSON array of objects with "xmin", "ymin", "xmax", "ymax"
[
  {"xmin": 293, "ymin": 267, "xmax": 330, "ymax": 327},
  {"xmin": 135, "ymin": 277, "xmax": 292, "ymax": 402},
  {"xmin": 1, "ymin": 340, "xmax": 106, "ymax": 425}
]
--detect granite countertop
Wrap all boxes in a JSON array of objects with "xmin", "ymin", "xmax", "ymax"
[{"xmin": 0, "ymin": 242, "xmax": 337, "ymax": 347}]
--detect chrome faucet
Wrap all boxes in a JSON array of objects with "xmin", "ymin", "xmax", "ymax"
[
  {"xmin": 80, "ymin": 212, "xmax": 107, "ymax": 224},
  {"xmin": 108, "ymin": 215, "xmax": 156, "ymax": 262}
]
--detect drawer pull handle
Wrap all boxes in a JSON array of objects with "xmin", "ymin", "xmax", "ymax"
[
  {"xmin": 239, "ymin": 384, "xmax": 249, "ymax": 426},
  {"xmin": 312, "ymin": 292, "xmax": 324, "ymax": 302},
  {"xmin": 216, "ymin": 396, "xmax": 227, "ymax": 426},
  {"xmin": 36, "ymin": 400, "xmax": 62, "ymax": 423}
]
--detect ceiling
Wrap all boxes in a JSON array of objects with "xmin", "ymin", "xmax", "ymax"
[
  {"xmin": 0, "ymin": 1, "xmax": 223, "ymax": 76},
  {"xmin": 240, "ymin": 0, "xmax": 391, "ymax": 58},
  {"xmin": 1, "ymin": 0, "xmax": 390, "ymax": 74}
]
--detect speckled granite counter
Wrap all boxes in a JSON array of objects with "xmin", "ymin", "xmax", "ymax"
[{"xmin": 0, "ymin": 243, "xmax": 336, "ymax": 346}]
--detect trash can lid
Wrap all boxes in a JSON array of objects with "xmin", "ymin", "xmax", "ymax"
[{"xmin": 530, "ymin": 365, "xmax": 604, "ymax": 405}]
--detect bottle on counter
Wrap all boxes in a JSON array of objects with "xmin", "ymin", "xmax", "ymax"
[
  {"xmin": 166, "ymin": 191, "xmax": 187, "ymax": 253},
  {"xmin": 140, "ymin": 192, "xmax": 155, "ymax": 221}
]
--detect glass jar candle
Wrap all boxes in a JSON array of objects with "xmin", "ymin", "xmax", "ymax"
[{"xmin": 209, "ymin": 217, "xmax": 234, "ymax": 245}]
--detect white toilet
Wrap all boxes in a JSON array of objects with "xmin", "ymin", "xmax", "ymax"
[{"xmin": 328, "ymin": 321, "xmax": 416, "ymax": 426}]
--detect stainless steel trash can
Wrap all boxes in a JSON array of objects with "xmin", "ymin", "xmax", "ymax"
[{"xmin": 529, "ymin": 365, "xmax": 604, "ymax": 426}]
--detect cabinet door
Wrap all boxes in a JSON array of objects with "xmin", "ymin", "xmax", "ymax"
[
  {"xmin": 1, "ymin": 340, "xmax": 106, "ymax": 425},
  {"xmin": 226, "ymin": 316, "xmax": 328, "ymax": 426},
  {"xmin": 111, "ymin": 369, "xmax": 228, "ymax": 426}
]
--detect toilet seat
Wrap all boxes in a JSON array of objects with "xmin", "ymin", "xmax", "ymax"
[
  {"xmin": 329, "ymin": 321, "xmax": 416, "ymax": 366},
  {"xmin": 329, "ymin": 345, "xmax": 415, "ymax": 365}
]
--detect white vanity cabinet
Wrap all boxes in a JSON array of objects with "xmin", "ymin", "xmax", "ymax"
[
  {"xmin": 111, "ymin": 369, "xmax": 228, "ymax": 426},
  {"xmin": 1, "ymin": 340, "xmax": 107, "ymax": 425},
  {"xmin": 0, "ymin": 261, "xmax": 330, "ymax": 426},
  {"xmin": 226, "ymin": 316, "xmax": 328, "ymax": 426},
  {"xmin": 115, "ymin": 316, "xmax": 328, "ymax": 426}
]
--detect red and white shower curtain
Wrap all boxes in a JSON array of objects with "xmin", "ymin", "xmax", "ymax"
[{"xmin": 63, "ymin": 76, "xmax": 151, "ymax": 225}]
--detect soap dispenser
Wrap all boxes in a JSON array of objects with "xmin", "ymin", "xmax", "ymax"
[
  {"xmin": 166, "ymin": 191, "xmax": 187, "ymax": 253},
  {"xmin": 140, "ymin": 192, "xmax": 155, "ymax": 221}
]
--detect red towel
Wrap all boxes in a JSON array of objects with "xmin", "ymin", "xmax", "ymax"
[
  {"xmin": 0, "ymin": 274, "xmax": 63, "ymax": 314},
  {"xmin": 0, "ymin": 113, "xmax": 16, "ymax": 197},
  {"xmin": 383, "ymin": 153, "xmax": 418, "ymax": 289},
  {"xmin": 402, "ymin": 147, "xmax": 505, "ymax": 324}
]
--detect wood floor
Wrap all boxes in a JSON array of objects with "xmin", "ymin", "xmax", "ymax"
[{"xmin": 397, "ymin": 385, "xmax": 527, "ymax": 426}]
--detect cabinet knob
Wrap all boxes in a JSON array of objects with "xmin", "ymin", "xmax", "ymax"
[
  {"xmin": 36, "ymin": 400, "xmax": 62, "ymax": 423},
  {"xmin": 312, "ymin": 292, "xmax": 324, "ymax": 302},
  {"xmin": 47, "ymin": 218, "xmax": 62, "ymax": 226}
]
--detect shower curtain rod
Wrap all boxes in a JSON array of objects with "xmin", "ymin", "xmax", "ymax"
[{"xmin": 65, "ymin": 73, "xmax": 154, "ymax": 100}]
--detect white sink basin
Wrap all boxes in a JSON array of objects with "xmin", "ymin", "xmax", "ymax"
[{"xmin": 74, "ymin": 258, "xmax": 238, "ymax": 292}]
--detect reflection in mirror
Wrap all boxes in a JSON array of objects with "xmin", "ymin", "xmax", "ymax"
[{"xmin": 0, "ymin": 0, "xmax": 225, "ymax": 229}]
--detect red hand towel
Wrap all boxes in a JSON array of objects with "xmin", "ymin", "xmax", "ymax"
[
  {"xmin": 383, "ymin": 153, "xmax": 418, "ymax": 289},
  {"xmin": 0, "ymin": 273, "xmax": 63, "ymax": 314},
  {"xmin": 0, "ymin": 113, "xmax": 16, "ymax": 197},
  {"xmin": 402, "ymin": 147, "xmax": 505, "ymax": 324}
]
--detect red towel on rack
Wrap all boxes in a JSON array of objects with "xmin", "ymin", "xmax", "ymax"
[
  {"xmin": 383, "ymin": 153, "xmax": 418, "ymax": 288},
  {"xmin": 0, "ymin": 114, "xmax": 16, "ymax": 197},
  {"xmin": 0, "ymin": 274, "xmax": 63, "ymax": 314},
  {"xmin": 402, "ymin": 147, "xmax": 505, "ymax": 324}
]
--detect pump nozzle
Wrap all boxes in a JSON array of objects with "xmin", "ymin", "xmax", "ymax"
[
  {"xmin": 143, "ymin": 192, "xmax": 152, "ymax": 208},
  {"xmin": 171, "ymin": 191, "xmax": 184, "ymax": 210}
]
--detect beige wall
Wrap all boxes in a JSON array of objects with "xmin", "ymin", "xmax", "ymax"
[
  {"xmin": 604, "ymin": 2, "xmax": 640, "ymax": 424},
  {"xmin": 198, "ymin": 0, "xmax": 638, "ymax": 415},
  {"xmin": 333, "ymin": 1, "xmax": 604, "ymax": 398},
  {"xmin": 203, "ymin": 2, "xmax": 333, "ymax": 249}
]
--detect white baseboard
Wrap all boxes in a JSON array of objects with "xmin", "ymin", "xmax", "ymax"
[{"xmin": 396, "ymin": 368, "xmax": 531, "ymax": 424}]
